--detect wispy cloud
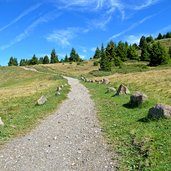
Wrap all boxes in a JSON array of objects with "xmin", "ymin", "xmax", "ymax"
[
  {"xmin": 0, "ymin": 3, "xmax": 41, "ymax": 32},
  {"xmin": 133, "ymin": 0, "xmax": 160, "ymax": 10},
  {"xmin": 0, "ymin": 11, "xmax": 60, "ymax": 50},
  {"xmin": 109, "ymin": 14, "xmax": 155, "ymax": 40},
  {"xmin": 46, "ymin": 27, "xmax": 79, "ymax": 47}
]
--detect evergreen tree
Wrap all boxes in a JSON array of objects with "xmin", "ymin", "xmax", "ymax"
[
  {"xmin": 149, "ymin": 42, "xmax": 169, "ymax": 66},
  {"xmin": 157, "ymin": 33, "xmax": 163, "ymax": 40},
  {"xmin": 20, "ymin": 59, "xmax": 27, "ymax": 66},
  {"xmin": 43, "ymin": 55, "xmax": 49, "ymax": 64},
  {"xmin": 166, "ymin": 32, "xmax": 171, "ymax": 38},
  {"xmin": 146, "ymin": 35, "xmax": 153, "ymax": 43},
  {"xmin": 69, "ymin": 48, "xmax": 81, "ymax": 62},
  {"xmin": 106, "ymin": 40, "xmax": 122, "ymax": 66},
  {"xmin": 50, "ymin": 49, "xmax": 59, "ymax": 63},
  {"xmin": 140, "ymin": 44, "xmax": 151, "ymax": 61},
  {"xmin": 127, "ymin": 45, "xmax": 139, "ymax": 60},
  {"xmin": 30, "ymin": 54, "xmax": 39, "ymax": 65},
  {"xmin": 93, "ymin": 47, "xmax": 101, "ymax": 59},
  {"xmin": 8, "ymin": 57, "xmax": 18, "ymax": 66},
  {"xmin": 139, "ymin": 36, "xmax": 147, "ymax": 49},
  {"xmin": 64, "ymin": 54, "xmax": 69, "ymax": 62},
  {"xmin": 99, "ymin": 44, "xmax": 111, "ymax": 71},
  {"xmin": 39, "ymin": 57, "xmax": 44, "ymax": 64},
  {"xmin": 116, "ymin": 41, "xmax": 128, "ymax": 61}
]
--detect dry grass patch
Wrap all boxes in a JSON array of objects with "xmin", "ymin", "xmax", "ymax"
[{"xmin": 107, "ymin": 69, "xmax": 171, "ymax": 104}]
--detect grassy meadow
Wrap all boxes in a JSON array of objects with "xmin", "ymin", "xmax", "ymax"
[
  {"xmin": 0, "ymin": 66, "xmax": 69, "ymax": 144},
  {"xmin": 1, "ymin": 59, "xmax": 171, "ymax": 170},
  {"xmin": 82, "ymin": 64, "xmax": 171, "ymax": 170}
]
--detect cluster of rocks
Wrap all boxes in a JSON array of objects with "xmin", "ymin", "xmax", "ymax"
[
  {"xmin": 106, "ymin": 83, "xmax": 171, "ymax": 120},
  {"xmin": 81, "ymin": 76, "xmax": 110, "ymax": 85},
  {"xmin": 37, "ymin": 84, "xmax": 68, "ymax": 106},
  {"xmin": 56, "ymin": 84, "xmax": 64, "ymax": 96}
]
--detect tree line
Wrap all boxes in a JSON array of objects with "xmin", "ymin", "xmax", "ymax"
[
  {"xmin": 93, "ymin": 34, "xmax": 171, "ymax": 71},
  {"xmin": 8, "ymin": 48, "xmax": 82, "ymax": 66}
]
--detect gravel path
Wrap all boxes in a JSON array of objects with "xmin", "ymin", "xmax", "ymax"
[{"xmin": 0, "ymin": 77, "xmax": 117, "ymax": 171}]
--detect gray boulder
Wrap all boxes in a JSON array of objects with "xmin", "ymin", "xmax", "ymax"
[
  {"xmin": 103, "ymin": 78, "xmax": 110, "ymax": 84},
  {"xmin": 37, "ymin": 96, "xmax": 47, "ymax": 105},
  {"xmin": 116, "ymin": 84, "xmax": 130, "ymax": 95},
  {"xmin": 148, "ymin": 104, "xmax": 171, "ymax": 119},
  {"xmin": 106, "ymin": 87, "xmax": 116, "ymax": 93},
  {"xmin": 130, "ymin": 92, "xmax": 148, "ymax": 106},
  {"xmin": 0, "ymin": 117, "xmax": 4, "ymax": 126}
]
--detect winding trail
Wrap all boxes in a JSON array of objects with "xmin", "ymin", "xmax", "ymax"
[{"xmin": 0, "ymin": 77, "xmax": 117, "ymax": 171}]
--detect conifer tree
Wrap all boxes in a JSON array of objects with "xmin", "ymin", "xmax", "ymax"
[
  {"xmin": 8, "ymin": 57, "xmax": 18, "ymax": 66},
  {"xmin": 93, "ymin": 47, "xmax": 101, "ymax": 59},
  {"xmin": 50, "ymin": 49, "xmax": 59, "ymax": 63},
  {"xmin": 149, "ymin": 42, "xmax": 169, "ymax": 66},
  {"xmin": 43, "ymin": 55, "xmax": 49, "ymax": 64},
  {"xmin": 99, "ymin": 44, "xmax": 111, "ymax": 71}
]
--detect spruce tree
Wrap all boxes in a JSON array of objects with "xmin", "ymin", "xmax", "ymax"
[
  {"xmin": 93, "ymin": 47, "xmax": 101, "ymax": 59},
  {"xmin": 69, "ymin": 48, "xmax": 81, "ymax": 62},
  {"xmin": 106, "ymin": 41, "xmax": 121, "ymax": 66},
  {"xmin": 30, "ymin": 54, "xmax": 39, "ymax": 65},
  {"xmin": 8, "ymin": 57, "xmax": 18, "ymax": 66},
  {"xmin": 50, "ymin": 49, "xmax": 59, "ymax": 63},
  {"xmin": 127, "ymin": 45, "xmax": 139, "ymax": 60},
  {"xmin": 116, "ymin": 41, "xmax": 128, "ymax": 62},
  {"xmin": 64, "ymin": 54, "xmax": 69, "ymax": 62},
  {"xmin": 99, "ymin": 44, "xmax": 111, "ymax": 71},
  {"xmin": 43, "ymin": 55, "xmax": 49, "ymax": 64},
  {"xmin": 149, "ymin": 42, "xmax": 169, "ymax": 66}
]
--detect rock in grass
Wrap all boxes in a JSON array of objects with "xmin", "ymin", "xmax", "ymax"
[
  {"xmin": 106, "ymin": 87, "xmax": 116, "ymax": 93},
  {"xmin": 56, "ymin": 86, "xmax": 62, "ymax": 91},
  {"xmin": 55, "ymin": 91, "xmax": 61, "ymax": 96},
  {"xmin": 37, "ymin": 96, "xmax": 47, "ymax": 105},
  {"xmin": 148, "ymin": 104, "xmax": 171, "ymax": 119},
  {"xmin": 103, "ymin": 78, "xmax": 110, "ymax": 84},
  {"xmin": 0, "ymin": 117, "xmax": 4, "ymax": 126},
  {"xmin": 130, "ymin": 92, "xmax": 148, "ymax": 106},
  {"xmin": 116, "ymin": 84, "xmax": 130, "ymax": 95}
]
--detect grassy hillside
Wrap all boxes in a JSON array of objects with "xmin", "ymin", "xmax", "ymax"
[
  {"xmin": 83, "ymin": 67, "xmax": 171, "ymax": 170},
  {"xmin": 158, "ymin": 38, "xmax": 171, "ymax": 50},
  {"xmin": 0, "ymin": 66, "xmax": 69, "ymax": 144}
]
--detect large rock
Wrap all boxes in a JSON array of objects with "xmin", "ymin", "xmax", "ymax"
[
  {"xmin": 130, "ymin": 92, "xmax": 148, "ymax": 106},
  {"xmin": 37, "ymin": 96, "xmax": 47, "ymax": 105},
  {"xmin": 0, "ymin": 117, "xmax": 4, "ymax": 126},
  {"xmin": 103, "ymin": 78, "xmax": 110, "ymax": 84},
  {"xmin": 148, "ymin": 104, "xmax": 171, "ymax": 119},
  {"xmin": 116, "ymin": 84, "xmax": 130, "ymax": 95}
]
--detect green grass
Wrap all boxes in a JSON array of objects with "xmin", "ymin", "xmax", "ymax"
[
  {"xmin": 84, "ymin": 82, "xmax": 171, "ymax": 171},
  {"xmin": 0, "ymin": 66, "xmax": 69, "ymax": 144}
]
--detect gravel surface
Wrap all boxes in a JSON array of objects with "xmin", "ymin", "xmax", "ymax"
[{"xmin": 0, "ymin": 77, "xmax": 117, "ymax": 171}]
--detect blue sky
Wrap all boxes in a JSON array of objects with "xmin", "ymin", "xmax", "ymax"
[{"xmin": 0, "ymin": 0, "xmax": 171, "ymax": 66}]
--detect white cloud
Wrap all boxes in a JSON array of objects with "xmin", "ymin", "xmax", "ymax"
[
  {"xmin": 46, "ymin": 27, "xmax": 79, "ymax": 47},
  {"xmin": 0, "ymin": 11, "xmax": 60, "ymax": 50},
  {"xmin": 0, "ymin": 3, "xmax": 42, "ymax": 32},
  {"xmin": 109, "ymin": 14, "xmax": 155, "ymax": 40},
  {"xmin": 133, "ymin": 0, "xmax": 160, "ymax": 10},
  {"xmin": 124, "ymin": 35, "xmax": 142, "ymax": 44}
]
